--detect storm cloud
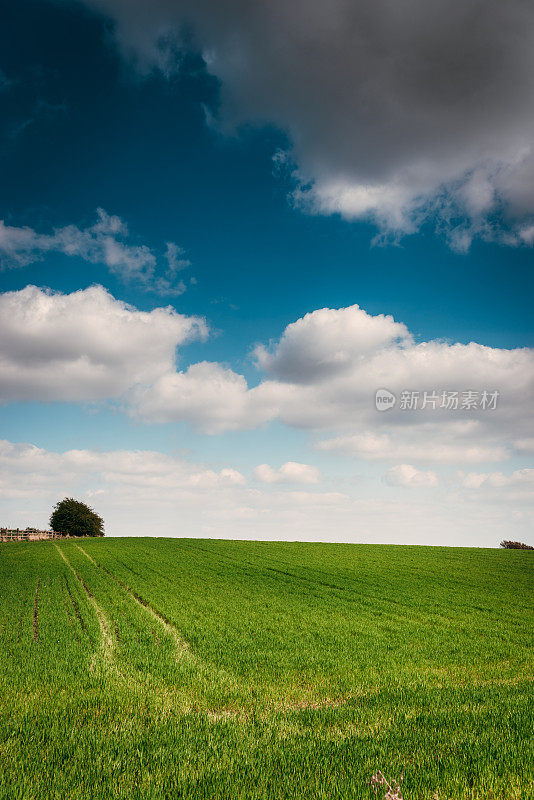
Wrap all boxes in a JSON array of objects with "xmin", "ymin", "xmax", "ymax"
[{"xmin": 81, "ymin": 0, "xmax": 534, "ymax": 247}]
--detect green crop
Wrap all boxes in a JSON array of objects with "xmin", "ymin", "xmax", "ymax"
[{"xmin": 0, "ymin": 538, "xmax": 532, "ymax": 799}]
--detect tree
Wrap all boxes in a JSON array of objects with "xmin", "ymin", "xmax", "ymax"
[
  {"xmin": 500, "ymin": 540, "xmax": 533, "ymax": 550},
  {"xmin": 50, "ymin": 498, "xmax": 104, "ymax": 537}
]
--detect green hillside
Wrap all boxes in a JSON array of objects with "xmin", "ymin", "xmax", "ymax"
[{"xmin": 0, "ymin": 538, "xmax": 532, "ymax": 799}]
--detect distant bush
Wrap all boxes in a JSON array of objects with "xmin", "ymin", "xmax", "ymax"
[
  {"xmin": 50, "ymin": 498, "xmax": 104, "ymax": 537},
  {"xmin": 500, "ymin": 540, "xmax": 534, "ymax": 550}
]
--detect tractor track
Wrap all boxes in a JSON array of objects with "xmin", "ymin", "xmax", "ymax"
[
  {"xmin": 55, "ymin": 544, "xmax": 114, "ymax": 672},
  {"xmin": 74, "ymin": 543, "xmax": 192, "ymax": 661},
  {"xmin": 59, "ymin": 543, "xmax": 351, "ymax": 722},
  {"xmin": 73, "ymin": 543, "xmax": 246, "ymax": 715},
  {"xmin": 63, "ymin": 575, "xmax": 86, "ymax": 631},
  {"xmin": 60, "ymin": 577, "xmax": 82, "ymax": 642}
]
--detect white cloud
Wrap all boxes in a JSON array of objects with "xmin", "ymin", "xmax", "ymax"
[
  {"xmin": 251, "ymin": 307, "xmax": 534, "ymax": 465},
  {"xmin": 101, "ymin": 302, "xmax": 534, "ymax": 463},
  {"xmin": 249, "ymin": 307, "xmax": 534, "ymax": 464},
  {"xmin": 131, "ymin": 361, "xmax": 278, "ymax": 434},
  {"xmin": 460, "ymin": 468, "xmax": 534, "ymax": 491},
  {"xmin": 254, "ymin": 305, "xmax": 411, "ymax": 383},
  {"xmin": 0, "ymin": 439, "xmax": 245, "ymax": 500},
  {"xmin": 518, "ymin": 225, "xmax": 534, "ymax": 245},
  {"xmin": 0, "ymin": 285, "xmax": 207, "ymax": 402},
  {"xmin": 318, "ymin": 432, "xmax": 509, "ymax": 465},
  {"xmin": 164, "ymin": 242, "xmax": 190, "ymax": 272},
  {"xmin": 129, "ymin": 304, "xmax": 534, "ymax": 465},
  {"xmin": 0, "ymin": 439, "xmax": 351, "ymax": 540},
  {"xmin": 1, "ymin": 439, "xmax": 532, "ymax": 546},
  {"xmin": 384, "ymin": 464, "xmax": 439, "ymax": 488},
  {"xmin": 1, "ymin": 293, "xmax": 533, "ymax": 468},
  {"xmin": 80, "ymin": 0, "xmax": 534, "ymax": 246},
  {"xmin": 124, "ymin": 305, "xmax": 534, "ymax": 464},
  {"xmin": 0, "ymin": 208, "xmax": 191, "ymax": 294},
  {"xmin": 253, "ymin": 461, "xmax": 320, "ymax": 484},
  {"xmin": 152, "ymin": 242, "xmax": 191, "ymax": 295}
]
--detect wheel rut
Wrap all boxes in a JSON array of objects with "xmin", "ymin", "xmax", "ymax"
[
  {"xmin": 67, "ymin": 543, "xmax": 344, "ymax": 721},
  {"xmin": 54, "ymin": 543, "xmax": 114, "ymax": 672},
  {"xmin": 73, "ymin": 543, "xmax": 243, "ymax": 713},
  {"xmin": 74, "ymin": 543, "xmax": 197, "ymax": 665}
]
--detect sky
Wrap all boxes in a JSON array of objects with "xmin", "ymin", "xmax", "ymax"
[{"xmin": 0, "ymin": 0, "xmax": 533, "ymax": 546}]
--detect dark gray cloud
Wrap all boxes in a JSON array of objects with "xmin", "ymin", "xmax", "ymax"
[{"xmin": 81, "ymin": 0, "xmax": 534, "ymax": 247}]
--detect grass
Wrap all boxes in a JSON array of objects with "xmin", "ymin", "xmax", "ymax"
[{"xmin": 0, "ymin": 537, "xmax": 532, "ymax": 799}]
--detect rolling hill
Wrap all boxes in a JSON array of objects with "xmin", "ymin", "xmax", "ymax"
[{"xmin": 0, "ymin": 538, "xmax": 532, "ymax": 799}]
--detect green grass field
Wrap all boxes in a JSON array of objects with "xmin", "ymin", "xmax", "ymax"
[{"xmin": 0, "ymin": 538, "xmax": 532, "ymax": 799}]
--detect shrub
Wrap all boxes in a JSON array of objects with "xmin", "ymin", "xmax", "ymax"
[
  {"xmin": 500, "ymin": 540, "xmax": 534, "ymax": 550},
  {"xmin": 50, "ymin": 498, "xmax": 104, "ymax": 537}
]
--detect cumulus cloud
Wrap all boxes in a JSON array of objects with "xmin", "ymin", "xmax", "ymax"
[
  {"xmin": 460, "ymin": 468, "xmax": 534, "ymax": 491},
  {"xmin": 0, "ymin": 208, "xmax": 191, "ymax": 294},
  {"xmin": 1, "ymin": 438, "xmax": 532, "ymax": 545},
  {"xmin": 0, "ymin": 439, "xmax": 350, "ymax": 540},
  {"xmin": 131, "ymin": 361, "xmax": 278, "ymax": 434},
  {"xmin": 254, "ymin": 305, "xmax": 411, "ymax": 383},
  {"xmin": 2, "ymin": 292, "xmax": 533, "ymax": 466},
  {"xmin": 0, "ymin": 285, "xmax": 207, "ymax": 401},
  {"xmin": 0, "ymin": 439, "xmax": 246, "ymax": 506},
  {"xmin": 249, "ymin": 306, "xmax": 534, "ymax": 463},
  {"xmin": 384, "ymin": 464, "xmax": 439, "ymax": 488},
  {"xmin": 80, "ymin": 0, "xmax": 534, "ymax": 246},
  {"xmin": 253, "ymin": 462, "xmax": 320, "ymax": 484},
  {"xmin": 121, "ymin": 303, "xmax": 534, "ymax": 462}
]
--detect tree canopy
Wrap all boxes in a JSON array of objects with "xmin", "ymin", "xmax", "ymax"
[
  {"xmin": 50, "ymin": 498, "xmax": 104, "ymax": 537},
  {"xmin": 500, "ymin": 540, "xmax": 533, "ymax": 550}
]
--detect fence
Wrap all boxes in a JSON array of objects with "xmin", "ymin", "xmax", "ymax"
[{"xmin": 0, "ymin": 529, "xmax": 64, "ymax": 542}]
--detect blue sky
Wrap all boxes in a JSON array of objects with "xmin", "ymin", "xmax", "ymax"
[{"xmin": 1, "ymin": 0, "xmax": 533, "ymax": 545}]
